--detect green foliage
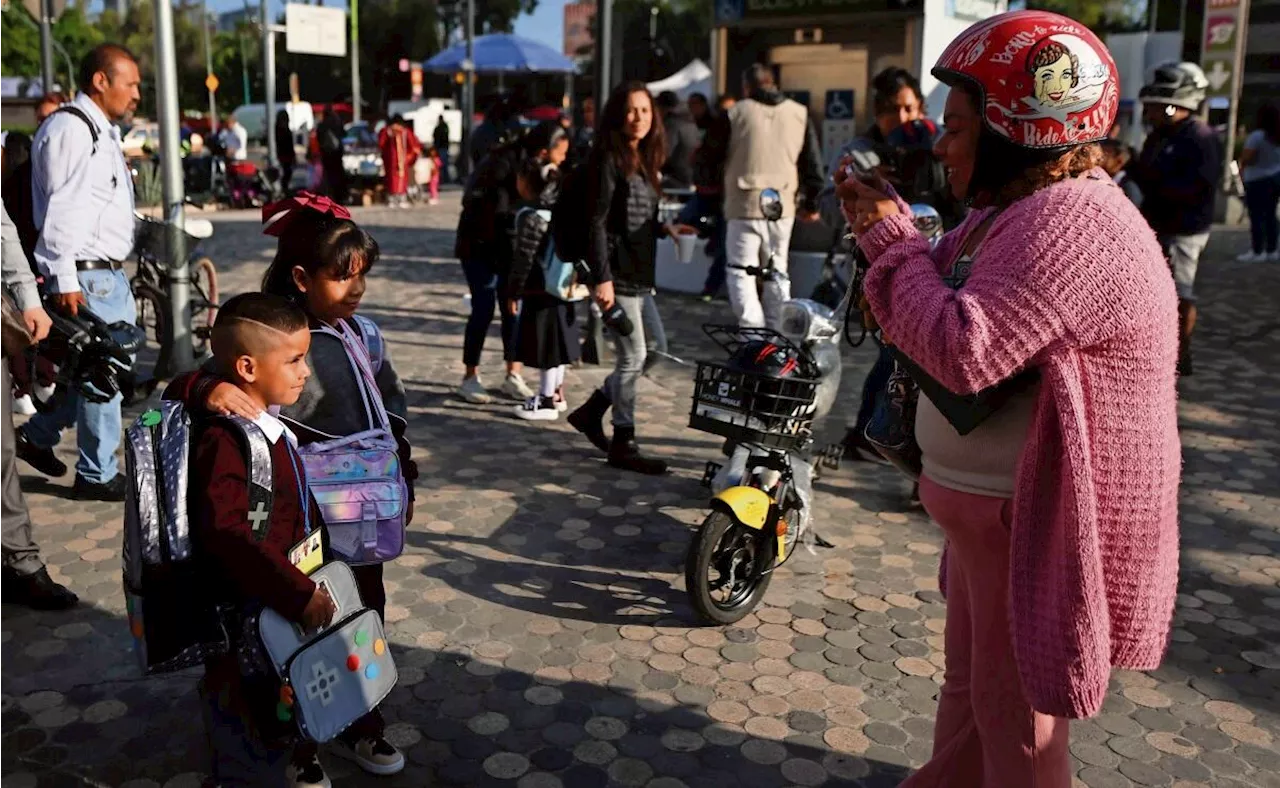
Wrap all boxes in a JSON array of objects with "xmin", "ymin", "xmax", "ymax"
[
  {"xmin": 1026, "ymin": 0, "xmax": 1147, "ymax": 32},
  {"xmin": 134, "ymin": 158, "xmax": 164, "ymax": 207}
]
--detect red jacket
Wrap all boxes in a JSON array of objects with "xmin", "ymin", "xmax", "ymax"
[{"xmin": 191, "ymin": 421, "xmax": 317, "ymax": 623}]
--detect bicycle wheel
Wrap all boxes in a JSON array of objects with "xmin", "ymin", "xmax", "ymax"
[
  {"xmin": 133, "ymin": 284, "xmax": 172, "ymax": 382},
  {"xmin": 189, "ymin": 256, "xmax": 219, "ymax": 356}
]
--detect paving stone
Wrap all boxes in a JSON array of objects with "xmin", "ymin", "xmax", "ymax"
[
  {"xmin": 1118, "ymin": 760, "xmax": 1173, "ymax": 786},
  {"xmin": 863, "ymin": 723, "xmax": 908, "ymax": 747}
]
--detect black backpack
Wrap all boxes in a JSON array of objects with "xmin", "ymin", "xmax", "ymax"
[
  {"xmin": 3, "ymin": 107, "xmax": 99, "ymax": 272},
  {"xmin": 552, "ymin": 161, "xmax": 590, "ymax": 264}
]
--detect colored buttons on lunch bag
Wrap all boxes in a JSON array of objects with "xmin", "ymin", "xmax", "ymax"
[
  {"xmin": 347, "ymin": 654, "xmax": 360, "ymax": 671},
  {"xmin": 374, "ymin": 638, "xmax": 385, "ymax": 656},
  {"xmin": 354, "ymin": 630, "xmax": 369, "ymax": 647},
  {"xmin": 364, "ymin": 663, "xmax": 380, "ymax": 680},
  {"xmin": 140, "ymin": 409, "xmax": 162, "ymax": 427}
]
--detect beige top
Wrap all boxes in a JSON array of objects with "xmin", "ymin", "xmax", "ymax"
[
  {"xmin": 915, "ymin": 380, "xmax": 1040, "ymax": 499},
  {"xmin": 722, "ymin": 97, "xmax": 809, "ymax": 221}
]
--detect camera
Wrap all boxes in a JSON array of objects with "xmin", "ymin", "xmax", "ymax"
[{"xmin": 572, "ymin": 260, "xmax": 634, "ymax": 337}]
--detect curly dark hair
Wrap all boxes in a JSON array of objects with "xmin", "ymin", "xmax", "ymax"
[
  {"xmin": 957, "ymin": 83, "xmax": 1102, "ymax": 208},
  {"xmin": 593, "ymin": 81, "xmax": 667, "ymax": 192}
]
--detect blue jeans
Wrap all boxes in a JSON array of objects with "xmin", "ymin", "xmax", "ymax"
[
  {"xmin": 24, "ymin": 268, "xmax": 137, "ymax": 484},
  {"xmin": 854, "ymin": 344, "xmax": 895, "ymax": 432},
  {"xmin": 439, "ymin": 148, "xmax": 452, "ymax": 183},
  {"xmin": 677, "ymin": 194, "xmax": 727, "ymax": 295},
  {"xmin": 460, "ymin": 257, "xmax": 517, "ymax": 368}
]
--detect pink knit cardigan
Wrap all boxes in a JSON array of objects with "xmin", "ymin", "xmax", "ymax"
[{"xmin": 858, "ymin": 171, "xmax": 1182, "ymax": 719}]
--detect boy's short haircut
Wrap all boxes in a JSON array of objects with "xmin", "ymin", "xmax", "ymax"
[{"xmin": 211, "ymin": 292, "xmax": 309, "ymax": 365}]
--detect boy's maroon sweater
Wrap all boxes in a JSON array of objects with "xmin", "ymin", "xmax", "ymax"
[{"xmin": 191, "ymin": 421, "xmax": 316, "ymax": 623}]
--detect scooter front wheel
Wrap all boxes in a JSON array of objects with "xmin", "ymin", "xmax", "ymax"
[{"xmin": 685, "ymin": 510, "xmax": 776, "ymax": 625}]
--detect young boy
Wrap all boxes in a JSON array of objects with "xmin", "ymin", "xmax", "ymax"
[{"xmin": 189, "ymin": 292, "xmax": 335, "ymax": 784}]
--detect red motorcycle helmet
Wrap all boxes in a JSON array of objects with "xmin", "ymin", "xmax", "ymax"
[{"xmin": 932, "ymin": 10, "xmax": 1119, "ymax": 151}]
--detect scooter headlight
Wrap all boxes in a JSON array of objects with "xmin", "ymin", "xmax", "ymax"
[{"xmin": 779, "ymin": 301, "xmax": 811, "ymax": 345}]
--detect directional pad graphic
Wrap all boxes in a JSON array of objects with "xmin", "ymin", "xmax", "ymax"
[{"xmin": 304, "ymin": 660, "xmax": 340, "ymax": 706}]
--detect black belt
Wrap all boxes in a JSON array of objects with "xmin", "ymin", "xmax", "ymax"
[{"xmin": 75, "ymin": 260, "xmax": 123, "ymax": 272}]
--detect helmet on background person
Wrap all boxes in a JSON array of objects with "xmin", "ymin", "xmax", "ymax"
[
  {"xmin": 932, "ymin": 9, "xmax": 1120, "ymax": 151},
  {"xmin": 1139, "ymin": 61, "xmax": 1209, "ymax": 111}
]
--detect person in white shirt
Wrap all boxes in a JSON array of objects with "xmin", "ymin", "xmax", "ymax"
[
  {"xmin": 219, "ymin": 114, "xmax": 248, "ymax": 161},
  {"xmin": 15, "ymin": 44, "xmax": 140, "ymax": 502}
]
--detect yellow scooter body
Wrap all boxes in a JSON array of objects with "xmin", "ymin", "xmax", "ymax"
[{"xmin": 709, "ymin": 486, "xmax": 789, "ymax": 561}]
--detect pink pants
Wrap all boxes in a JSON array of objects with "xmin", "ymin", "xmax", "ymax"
[
  {"xmin": 429, "ymin": 173, "xmax": 440, "ymax": 201},
  {"xmin": 902, "ymin": 475, "xmax": 1071, "ymax": 788}
]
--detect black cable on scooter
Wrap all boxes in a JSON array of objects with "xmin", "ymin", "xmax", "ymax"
[{"xmin": 842, "ymin": 245, "xmax": 873, "ymax": 349}]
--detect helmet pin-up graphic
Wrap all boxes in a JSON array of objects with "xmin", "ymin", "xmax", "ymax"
[{"xmin": 932, "ymin": 9, "xmax": 1120, "ymax": 150}]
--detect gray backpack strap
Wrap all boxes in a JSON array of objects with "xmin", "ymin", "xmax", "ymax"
[
  {"xmin": 224, "ymin": 416, "xmax": 275, "ymax": 542},
  {"xmin": 349, "ymin": 314, "xmax": 384, "ymax": 376}
]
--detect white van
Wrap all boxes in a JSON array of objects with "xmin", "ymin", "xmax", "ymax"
[
  {"xmin": 229, "ymin": 101, "xmax": 316, "ymax": 145},
  {"xmin": 388, "ymin": 98, "xmax": 463, "ymax": 150}
]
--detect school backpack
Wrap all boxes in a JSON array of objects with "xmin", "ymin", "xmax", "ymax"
[
  {"xmin": 551, "ymin": 161, "xmax": 590, "ymax": 265},
  {"xmin": 4, "ymin": 106, "xmax": 100, "ymax": 272},
  {"xmin": 297, "ymin": 316, "xmax": 407, "ymax": 565},
  {"xmin": 515, "ymin": 208, "xmax": 589, "ymax": 303},
  {"xmin": 122, "ymin": 401, "xmax": 275, "ymax": 675}
]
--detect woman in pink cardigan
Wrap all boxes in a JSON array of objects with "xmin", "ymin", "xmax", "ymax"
[{"xmin": 840, "ymin": 11, "xmax": 1181, "ymax": 787}]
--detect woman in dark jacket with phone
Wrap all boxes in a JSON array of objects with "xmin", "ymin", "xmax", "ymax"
[{"xmin": 567, "ymin": 81, "xmax": 688, "ymax": 475}]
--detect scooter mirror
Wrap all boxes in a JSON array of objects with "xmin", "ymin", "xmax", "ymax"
[
  {"xmin": 910, "ymin": 204, "xmax": 943, "ymax": 240},
  {"xmin": 760, "ymin": 188, "xmax": 784, "ymax": 222}
]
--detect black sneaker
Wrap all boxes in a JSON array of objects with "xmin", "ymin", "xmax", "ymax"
[
  {"xmin": 72, "ymin": 474, "xmax": 126, "ymax": 502},
  {"xmin": 1, "ymin": 567, "xmax": 78, "ymax": 611},
  {"xmin": 286, "ymin": 753, "xmax": 331, "ymax": 788},
  {"xmin": 14, "ymin": 429, "xmax": 67, "ymax": 477}
]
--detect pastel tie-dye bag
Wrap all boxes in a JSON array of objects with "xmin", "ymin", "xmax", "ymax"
[{"xmin": 297, "ymin": 318, "xmax": 407, "ymax": 564}]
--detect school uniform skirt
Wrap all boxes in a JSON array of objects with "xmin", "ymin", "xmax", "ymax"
[{"xmin": 515, "ymin": 293, "xmax": 580, "ymax": 369}]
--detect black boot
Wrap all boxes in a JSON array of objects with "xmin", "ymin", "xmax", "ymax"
[
  {"xmin": 568, "ymin": 389, "xmax": 611, "ymax": 454},
  {"xmin": 2, "ymin": 567, "xmax": 78, "ymax": 611},
  {"xmin": 608, "ymin": 426, "xmax": 668, "ymax": 475}
]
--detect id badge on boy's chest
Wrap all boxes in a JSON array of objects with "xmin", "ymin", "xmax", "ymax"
[{"xmin": 288, "ymin": 531, "xmax": 324, "ymax": 575}]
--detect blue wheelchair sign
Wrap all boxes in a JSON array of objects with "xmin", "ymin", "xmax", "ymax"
[{"xmin": 825, "ymin": 90, "xmax": 855, "ymax": 121}]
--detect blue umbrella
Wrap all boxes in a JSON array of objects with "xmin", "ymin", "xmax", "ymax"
[{"xmin": 424, "ymin": 33, "xmax": 577, "ymax": 74}]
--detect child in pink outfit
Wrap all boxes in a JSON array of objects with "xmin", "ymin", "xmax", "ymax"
[{"xmin": 843, "ymin": 11, "xmax": 1181, "ymax": 786}]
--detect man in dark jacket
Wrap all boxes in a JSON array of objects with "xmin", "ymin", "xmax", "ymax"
[
  {"xmin": 1130, "ymin": 61, "xmax": 1219, "ymax": 376},
  {"xmin": 433, "ymin": 115, "xmax": 452, "ymax": 183},
  {"xmin": 704, "ymin": 63, "xmax": 824, "ymax": 329},
  {"xmin": 656, "ymin": 91, "xmax": 699, "ymax": 189}
]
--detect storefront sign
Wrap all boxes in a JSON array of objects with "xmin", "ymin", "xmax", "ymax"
[{"xmin": 1201, "ymin": 0, "xmax": 1244, "ymax": 99}]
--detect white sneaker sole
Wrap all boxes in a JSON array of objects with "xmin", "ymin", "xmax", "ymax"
[
  {"xmin": 328, "ymin": 742, "xmax": 406, "ymax": 776},
  {"xmin": 515, "ymin": 407, "xmax": 559, "ymax": 421}
]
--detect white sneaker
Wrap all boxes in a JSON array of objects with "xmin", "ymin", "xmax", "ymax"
[
  {"xmin": 330, "ymin": 735, "xmax": 406, "ymax": 775},
  {"xmin": 456, "ymin": 376, "xmax": 492, "ymax": 404},
  {"xmin": 554, "ymin": 395, "xmax": 568, "ymax": 412},
  {"xmin": 515, "ymin": 396, "xmax": 559, "ymax": 421},
  {"xmin": 286, "ymin": 754, "xmax": 332, "ymax": 788},
  {"xmin": 501, "ymin": 373, "xmax": 535, "ymax": 400},
  {"xmin": 13, "ymin": 394, "xmax": 36, "ymax": 415},
  {"xmin": 1237, "ymin": 251, "xmax": 1267, "ymax": 263}
]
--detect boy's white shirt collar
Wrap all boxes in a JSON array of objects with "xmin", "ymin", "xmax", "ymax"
[{"xmin": 253, "ymin": 406, "xmax": 297, "ymax": 446}]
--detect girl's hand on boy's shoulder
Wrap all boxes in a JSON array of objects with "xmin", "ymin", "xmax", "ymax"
[{"xmin": 206, "ymin": 381, "xmax": 264, "ymax": 420}]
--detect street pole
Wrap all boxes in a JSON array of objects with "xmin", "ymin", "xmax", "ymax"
[
  {"xmin": 39, "ymin": 0, "xmax": 55, "ymax": 94},
  {"xmin": 154, "ymin": 0, "xmax": 195, "ymax": 374},
  {"xmin": 1221, "ymin": 0, "xmax": 1251, "ymax": 189},
  {"xmin": 262, "ymin": 0, "xmax": 278, "ymax": 167},
  {"xmin": 584, "ymin": 0, "xmax": 614, "ymax": 365},
  {"xmin": 203, "ymin": 0, "xmax": 219, "ymax": 135},
  {"xmin": 461, "ymin": 0, "xmax": 475, "ymax": 179},
  {"xmin": 351, "ymin": 0, "xmax": 361, "ymax": 123},
  {"xmin": 594, "ymin": 0, "xmax": 613, "ymax": 116}
]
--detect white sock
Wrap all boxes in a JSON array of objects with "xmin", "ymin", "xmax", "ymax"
[{"xmin": 539, "ymin": 367, "xmax": 559, "ymax": 399}]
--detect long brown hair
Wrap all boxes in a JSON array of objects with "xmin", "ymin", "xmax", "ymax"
[{"xmin": 595, "ymin": 81, "xmax": 666, "ymax": 192}]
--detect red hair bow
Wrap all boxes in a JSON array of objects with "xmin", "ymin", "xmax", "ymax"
[{"xmin": 262, "ymin": 191, "xmax": 352, "ymax": 237}]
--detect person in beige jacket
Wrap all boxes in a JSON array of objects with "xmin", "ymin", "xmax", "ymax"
[{"xmin": 707, "ymin": 63, "xmax": 825, "ymax": 329}]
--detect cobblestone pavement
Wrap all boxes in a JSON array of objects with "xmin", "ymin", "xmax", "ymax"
[{"xmin": 4, "ymin": 194, "xmax": 1278, "ymax": 787}]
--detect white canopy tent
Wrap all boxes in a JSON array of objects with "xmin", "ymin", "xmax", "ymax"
[{"xmin": 646, "ymin": 59, "xmax": 713, "ymax": 100}]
